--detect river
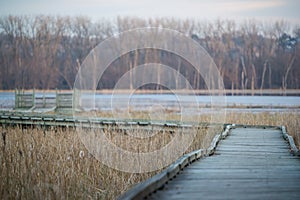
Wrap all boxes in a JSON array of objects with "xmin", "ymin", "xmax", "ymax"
[{"xmin": 0, "ymin": 92, "xmax": 299, "ymax": 113}]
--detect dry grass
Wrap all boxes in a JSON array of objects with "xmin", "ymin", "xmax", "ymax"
[
  {"xmin": 0, "ymin": 123, "xmax": 215, "ymax": 199},
  {"xmin": 90, "ymin": 110, "xmax": 300, "ymax": 147},
  {"xmin": 225, "ymin": 111, "xmax": 300, "ymax": 147},
  {"xmin": 0, "ymin": 111, "xmax": 299, "ymax": 199},
  {"xmin": 0, "ymin": 126, "xmax": 153, "ymax": 199}
]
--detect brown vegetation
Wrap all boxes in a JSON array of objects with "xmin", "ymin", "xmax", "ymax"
[
  {"xmin": 0, "ymin": 124, "xmax": 216, "ymax": 199},
  {"xmin": 0, "ymin": 16, "xmax": 299, "ymax": 90},
  {"xmin": 0, "ymin": 111, "xmax": 298, "ymax": 199},
  {"xmin": 225, "ymin": 111, "xmax": 300, "ymax": 147},
  {"xmin": 0, "ymin": 127, "xmax": 153, "ymax": 199}
]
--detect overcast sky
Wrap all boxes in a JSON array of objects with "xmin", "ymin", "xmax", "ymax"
[{"xmin": 1, "ymin": 0, "xmax": 299, "ymax": 24}]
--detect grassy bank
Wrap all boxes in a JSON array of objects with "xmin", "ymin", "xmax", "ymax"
[{"xmin": 0, "ymin": 111, "xmax": 299, "ymax": 199}]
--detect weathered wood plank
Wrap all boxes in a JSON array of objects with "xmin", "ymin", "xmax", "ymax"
[
  {"xmin": 150, "ymin": 190, "xmax": 300, "ymax": 200},
  {"xmin": 146, "ymin": 127, "xmax": 300, "ymax": 199}
]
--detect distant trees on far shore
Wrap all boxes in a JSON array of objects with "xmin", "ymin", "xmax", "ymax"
[{"xmin": 0, "ymin": 15, "xmax": 299, "ymax": 90}]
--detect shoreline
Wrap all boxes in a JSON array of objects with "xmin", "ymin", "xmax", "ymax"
[{"xmin": 1, "ymin": 89, "xmax": 300, "ymax": 96}]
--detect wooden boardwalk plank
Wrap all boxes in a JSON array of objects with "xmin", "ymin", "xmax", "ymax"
[{"xmin": 148, "ymin": 128, "xmax": 300, "ymax": 200}]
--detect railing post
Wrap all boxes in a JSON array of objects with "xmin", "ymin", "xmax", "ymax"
[
  {"xmin": 43, "ymin": 90, "xmax": 46, "ymax": 108},
  {"xmin": 74, "ymin": 88, "xmax": 81, "ymax": 111},
  {"xmin": 15, "ymin": 88, "xmax": 18, "ymax": 109},
  {"xmin": 32, "ymin": 88, "xmax": 35, "ymax": 108},
  {"xmin": 55, "ymin": 89, "xmax": 58, "ymax": 108}
]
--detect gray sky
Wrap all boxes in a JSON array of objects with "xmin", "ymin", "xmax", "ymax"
[{"xmin": 0, "ymin": 0, "xmax": 299, "ymax": 24}]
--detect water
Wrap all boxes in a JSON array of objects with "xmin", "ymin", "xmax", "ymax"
[{"xmin": 0, "ymin": 92, "xmax": 299, "ymax": 113}]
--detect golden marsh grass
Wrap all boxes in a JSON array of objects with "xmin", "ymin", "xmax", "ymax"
[{"xmin": 0, "ymin": 111, "xmax": 299, "ymax": 199}]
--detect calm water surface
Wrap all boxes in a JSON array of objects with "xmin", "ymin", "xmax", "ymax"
[{"xmin": 0, "ymin": 92, "xmax": 299, "ymax": 113}]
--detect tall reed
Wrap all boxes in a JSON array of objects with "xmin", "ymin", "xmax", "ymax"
[{"xmin": 0, "ymin": 111, "xmax": 298, "ymax": 199}]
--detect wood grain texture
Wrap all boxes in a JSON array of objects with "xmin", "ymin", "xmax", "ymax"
[{"xmin": 148, "ymin": 127, "xmax": 300, "ymax": 200}]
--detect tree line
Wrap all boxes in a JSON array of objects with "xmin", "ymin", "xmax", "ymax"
[{"xmin": 0, "ymin": 15, "xmax": 299, "ymax": 90}]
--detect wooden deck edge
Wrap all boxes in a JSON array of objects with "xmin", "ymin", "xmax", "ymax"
[
  {"xmin": 116, "ymin": 150, "xmax": 205, "ymax": 200},
  {"xmin": 229, "ymin": 124, "xmax": 282, "ymax": 129},
  {"xmin": 0, "ymin": 112, "xmax": 224, "ymax": 130},
  {"xmin": 281, "ymin": 126, "xmax": 300, "ymax": 156},
  {"xmin": 207, "ymin": 124, "xmax": 232, "ymax": 156},
  {"xmin": 117, "ymin": 125, "xmax": 233, "ymax": 200}
]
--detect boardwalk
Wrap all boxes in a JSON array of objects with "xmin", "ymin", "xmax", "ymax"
[{"xmin": 148, "ymin": 127, "xmax": 300, "ymax": 200}]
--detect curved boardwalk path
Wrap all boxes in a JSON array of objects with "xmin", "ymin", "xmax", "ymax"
[{"xmin": 148, "ymin": 127, "xmax": 300, "ymax": 200}]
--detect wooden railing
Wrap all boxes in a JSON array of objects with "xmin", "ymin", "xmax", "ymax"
[
  {"xmin": 34, "ymin": 92, "xmax": 56, "ymax": 109},
  {"xmin": 0, "ymin": 112, "xmax": 215, "ymax": 130},
  {"xmin": 55, "ymin": 91, "xmax": 73, "ymax": 112},
  {"xmin": 15, "ymin": 89, "xmax": 35, "ymax": 110},
  {"xmin": 14, "ymin": 89, "xmax": 81, "ymax": 112}
]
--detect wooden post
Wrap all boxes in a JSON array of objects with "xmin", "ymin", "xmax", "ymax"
[
  {"xmin": 74, "ymin": 88, "xmax": 79, "ymax": 110},
  {"xmin": 43, "ymin": 90, "xmax": 46, "ymax": 108},
  {"xmin": 15, "ymin": 89, "xmax": 18, "ymax": 109},
  {"xmin": 55, "ymin": 89, "xmax": 58, "ymax": 108},
  {"xmin": 32, "ymin": 88, "xmax": 35, "ymax": 108}
]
